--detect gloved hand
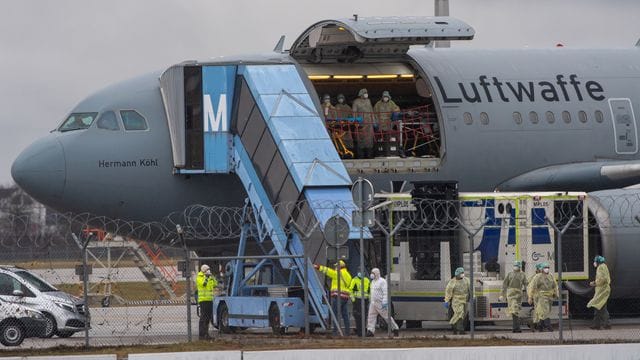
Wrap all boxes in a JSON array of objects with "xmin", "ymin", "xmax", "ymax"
[
  {"xmin": 589, "ymin": 281, "xmax": 595, "ymax": 287},
  {"xmin": 498, "ymin": 296, "xmax": 505, "ymax": 302},
  {"xmin": 381, "ymin": 303, "xmax": 388, "ymax": 310},
  {"xmin": 442, "ymin": 301, "xmax": 449, "ymax": 309},
  {"xmin": 313, "ymin": 264, "xmax": 319, "ymax": 270}
]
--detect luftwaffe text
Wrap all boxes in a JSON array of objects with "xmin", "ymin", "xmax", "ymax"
[{"xmin": 434, "ymin": 74, "xmax": 605, "ymax": 103}]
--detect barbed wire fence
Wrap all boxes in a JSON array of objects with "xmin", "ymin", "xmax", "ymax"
[{"xmin": 0, "ymin": 193, "xmax": 639, "ymax": 348}]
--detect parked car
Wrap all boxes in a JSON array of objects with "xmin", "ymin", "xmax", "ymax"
[
  {"xmin": 0, "ymin": 266, "xmax": 89, "ymax": 338},
  {"xmin": 0, "ymin": 297, "xmax": 47, "ymax": 346}
]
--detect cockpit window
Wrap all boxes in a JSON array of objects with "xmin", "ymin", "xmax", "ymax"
[
  {"xmin": 96, "ymin": 111, "xmax": 119, "ymax": 131},
  {"xmin": 120, "ymin": 110, "xmax": 148, "ymax": 131},
  {"xmin": 58, "ymin": 112, "xmax": 98, "ymax": 132}
]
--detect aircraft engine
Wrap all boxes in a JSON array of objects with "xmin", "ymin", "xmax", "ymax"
[{"xmin": 565, "ymin": 189, "xmax": 640, "ymax": 299}]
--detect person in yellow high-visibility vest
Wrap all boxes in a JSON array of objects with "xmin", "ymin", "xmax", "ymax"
[
  {"xmin": 588, "ymin": 255, "xmax": 611, "ymax": 330},
  {"xmin": 196, "ymin": 264, "xmax": 217, "ymax": 340},
  {"xmin": 349, "ymin": 272, "xmax": 370, "ymax": 336},
  {"xmin": 314, "ymin": 260, "xmax": 352, "ymax": 335}
]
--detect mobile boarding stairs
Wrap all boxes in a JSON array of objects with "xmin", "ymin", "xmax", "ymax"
[{"xmin": 160, "ymin": 62, "xmax": 369, "ymax": 333}]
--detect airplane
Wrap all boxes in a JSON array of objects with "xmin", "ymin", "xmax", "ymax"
[{"xmin": 10, "ymin": 16, "xmax": 640, "ymax": 305}]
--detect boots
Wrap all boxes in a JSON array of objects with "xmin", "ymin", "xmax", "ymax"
[
  {"xmin": 512, "ymin": 315, "xmax": 521, "ymax": 333},
  {"xmin": 456, "ymin": 319, "xmax": 466, "ymax": 335},
  {"xmin": 543, "ymin": 318, "xmax": 553, "ymax": 332}
]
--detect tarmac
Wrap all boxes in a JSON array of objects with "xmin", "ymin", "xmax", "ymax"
[{"xmin": 11, "ymin": 305, "xmax": 640, "ymax": 349}]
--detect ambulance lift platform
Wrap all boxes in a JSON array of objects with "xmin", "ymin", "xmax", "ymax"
[{"xmin": 379, "ymin": 190, "xmax": 589, "ymax": 325}]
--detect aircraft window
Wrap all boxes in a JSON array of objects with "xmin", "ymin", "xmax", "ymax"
[
  {"xmin": 562, "ymin": 111, "xmax": 571, "ymax": 124},
  {"xmin": 120, "ymin": 110, "xmax": 148, "ymax": 131},
  {"xmin": 595, "ymin": 110, "xmax": 604, "ymax": 123},
  {"xmin": 545, "ymin": 111, "xmax": 555, "ymax": 124},
  {"xmin": 58, "ymin": 112, "xmax": 98, "ymax": 132},
  {"xmin": 512, "ymin": 112, "xmax": 523, "ymax": 125},
  {"xmin": 579, "ymin": 110, "xmax": 588, "ymax": 123},
  {"xmin": 480, "ymin": 112, "xmax": 489, "ymax": 125},
  {"xmin": 96, "ymin": 111, "xmax": 119, "ymax": 131},
  {"xmin": 463, "ymin": 112, "xmax": 473, "ymax": 125},
  {"xmin": 529, "ymin": 111, "xmax": 539, "ymax": 124}
]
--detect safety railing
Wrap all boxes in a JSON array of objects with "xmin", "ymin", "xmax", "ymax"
[{"xmin": 324, "ymin": 105, "xmax": 440, "ymax": 158}]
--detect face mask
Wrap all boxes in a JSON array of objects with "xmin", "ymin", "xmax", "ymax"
[
  {"xmin": 383, "ymin": 97, "xmax": 389, "ymax": 102},
  {"xmin": 514, "ymin": 266, "xmax": 520, "ymax": 271},
  {"xmin": 458, "ymin": 273, "xmax": 465, "ymax": 279},
  {"xmin": 370, "ymin": 274, "xmax": 375, "ymax": 280},
  {"xmin": 593, "ymin": 262, "xmax": 598, "ymax": 268},
  {"xmin": 338, "ymin": 99, "xmax": 344, "ymax": 104},
  {"xmin": 324, "ymin": 100, "xmax": 330, "ymax": 104},
  {"xmin": 363, "ymin": 93, "xmax": 368, "ymax": 99},
  {"xmin": 543, "ymin": 268, "xmax": 549, "ymax": 274}
]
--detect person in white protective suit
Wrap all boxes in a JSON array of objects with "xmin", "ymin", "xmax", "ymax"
[{"xmin": 366, "ymin": 268, "xmax": 399, "ymax": 337}]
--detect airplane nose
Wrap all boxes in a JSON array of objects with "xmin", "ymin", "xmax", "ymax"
[{"xmin": 11, "ymin": 136, "xmax": 66, "ymax": 204}]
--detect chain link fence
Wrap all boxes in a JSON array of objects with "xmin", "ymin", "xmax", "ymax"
[{"xmin": 0, "ymin": 193, "xmax": 638, "ymax": 349}]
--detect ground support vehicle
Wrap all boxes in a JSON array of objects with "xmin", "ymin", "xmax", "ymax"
[{"xmin": 387, "ymin": 190, "xmax": 588, "ymax": 326}]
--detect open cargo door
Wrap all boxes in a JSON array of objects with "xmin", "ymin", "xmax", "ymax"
[{"xmin": 290, "ymin": 16, "xmax": 474, "ymax": 63}]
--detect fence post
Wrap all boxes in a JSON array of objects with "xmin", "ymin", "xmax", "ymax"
[
  {"xmin": 81, "ymin": 233, "xmax": 90, "ymax": 348},
  {"xmin": 455, "ymin": 219, "xmax": 488, "ymax": 340},
  {"xmin": 177, "ymin": 225, "xmax": 192, "ymax": 342},
  {"xmin": 375, "ymin": 218, "xmax": 405, "ymax": 338},
  {"xmin": 304, "ymin": 254, "xmax": 309, "ymax": 337},
  {"xmin": 545, "ymin": 215, "xmax": 576, "ymax": 343},
  {"xmin": 358, "ymin": 178, "xmax": 366, "ymax": 339}
]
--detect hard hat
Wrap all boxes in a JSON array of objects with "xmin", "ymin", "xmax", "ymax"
[
  {"xmin": 454, "ymin": 267, "xmax": 465, "ymax": 276},
  {"xmin": 535, "ymin": 263, "xmax": 543, "ymax": 270},
  {"xmin": 334, "ymin": 260, "xmax": 346, "ymax": 267},
  {"xmin": 358, "ymin": 88, "xmax": 368, "ymax": 97},
  {"xmin": 594, "ymin": 255, "xmax": 605, "ymax": 264},
  {"xmin": 542, "ymin": 262, "xmax": 550, "ymax": 268},
  {"xmin": 371, "ymin": 268, "xmax": 380, "ymax": 276},
  {"xmin": 357, "ymin": 272, "xmax": 362, "ymax": 278},
  {"xmin": 337, "ymin": 93, "xmax": 346, "ymax": 100},
  {"xmin": 200, "ymin": 264, "xmax": 210, "ymax": 273},
  {"xmin": 382, "ymin": 90, "xmax": 390, "ymax": 98},
  {"xmin": 322, "ymin": 94, "xmax": 330, "ymax": 101},
  {"xmin": 513, "ymin": 260, "xmax": 522, "ymax": 268}
]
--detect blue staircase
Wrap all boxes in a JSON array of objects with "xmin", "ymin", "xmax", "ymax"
[{"xmin": 198, "ymin": 63, "xmax": 369, "ymax": 329}]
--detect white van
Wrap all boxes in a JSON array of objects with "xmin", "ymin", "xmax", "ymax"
[
  {"xmin": 0, "ymin": 266, "xmax": 89, "ymax": 338},
  {"xmin": 0, "ymin": 295, "xmax": 47, "ymax": 346}
]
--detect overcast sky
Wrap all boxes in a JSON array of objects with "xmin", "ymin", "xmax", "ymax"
[{"xmin": 1, "ymin": 0, "xmax": 639, "ymax": 185}]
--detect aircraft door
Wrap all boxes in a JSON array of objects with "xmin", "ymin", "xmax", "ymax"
[
  {"xmin": 608, "ymin": 98, "xmax": 638, "ymax": 154},
  {"xmin": 289, "ymin": 16, "xmax": 474, "ymax": 63}
]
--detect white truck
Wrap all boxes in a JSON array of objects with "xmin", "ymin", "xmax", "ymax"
[{"xmin": 384, "ymin": 192, "xmax": 589, "ymax": 326}]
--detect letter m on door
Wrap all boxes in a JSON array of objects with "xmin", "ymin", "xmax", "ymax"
[
  {"xmin": 204, "ymin": 94, "xmax": 227, "ymax": 132},
  {"xmin": 202, "ymin": 65, "xmax": 236, "ymax": 133}
]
